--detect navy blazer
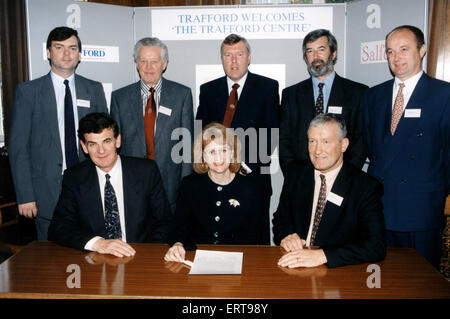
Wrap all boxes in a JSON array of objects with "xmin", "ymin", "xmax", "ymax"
[
  {"xmin": 196, "ymin": 71, "xmax": 280, "ymax": 179},
  {"xmin": 9, "ymin": 72, "xmax": 107, "ymax": 221},
  {"xmin": 279, "ymin": 74, "xmax": 368, "ymax": 175},
  {"xmin": 167, "ymin": 173, "xmax": 267, "ymax": 249},
  {"xmin": 272, "ymin": 161, "xmax": 386, "ymax": 268},
  {"xmin": 110, "ymin": 77, "xmax": 194, "ymax": 213},
  {"xmin": 363, "ymin": 73, "xmax": 450, "ymax": 232},
  {"xmin": 48, "ymin": 156, "xmax": 172, "ymax": 251}
]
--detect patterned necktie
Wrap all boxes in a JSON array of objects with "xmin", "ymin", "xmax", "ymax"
[
  {"xmin": 314, "ymin": 83, "xmax": 325, "ymax": 115},
  {"xmin": 310, "ymin": 174, "xmax": 326, "ymax": 246},
  {"xmin": 222, "ymin": 83, "xmax": 240, "ymax": 128},
  {"xmin": 63, "ymin": 80, "xmax": 78, "ymax": 168},
  {"xmin": 391, "ymin": 83, "xmax": 405, "ymax": 135},
  {"xmin": 104, "ymin": 174, "xmax": 122, "ymax": 239},
  {"xmin": 144, "ymin": 87, "xmax": 156, "ymax": 159}
]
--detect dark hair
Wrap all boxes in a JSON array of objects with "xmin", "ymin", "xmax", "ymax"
[
  {"xmin": 78, "ymin": 113, "xmax": 119, "ymax": 143},
  {"xmin": 309, "ymin": 113, "xmax": 347, "ymax": 141},
  {"xmin": 46, "ymin": 27, "xmax": 82, "ymax": 67},
  {"xmin": 221, "ymin": 33, "xmax": 251, "ymax": 56},
  {"xmin": 46, "ymin": 26, "xmax": 82, "ymax": 51},
  {"xmin": 386, "ymin": 25, "xmax": 425, "ymax": 50},
  {"xmin": 302, "ymin": 29, "xmax": 338, "ymax": 64}
]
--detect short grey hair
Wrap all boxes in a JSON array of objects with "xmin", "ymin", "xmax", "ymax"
[
  {"xmin": 133, "ymin": 37, "xmax": 169, "ymax": 63},
  {"xmin": 309, "ymin": 114, "xmax": 347, "ymax": 141},
  {"xmin": 220, "ymin": 33, "xmax": 251, "ymax": 56}
]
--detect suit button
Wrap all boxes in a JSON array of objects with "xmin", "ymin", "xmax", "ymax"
[
  {"xmin": 215, "ymin": 216, "xmax": 220, "ymax": 222},
  {"xmin": 217, "ymin": 186, "xmax": 222, "ymax": 191},
  {"xmin": 216, "ymin": 201, "xmax": 221, "ymax": 206},
  {"xmin": 214, "ymin": 232, "xmax": 219, "ymax": 238}
]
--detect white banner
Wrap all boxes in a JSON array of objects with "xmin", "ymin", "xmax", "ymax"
[
  {"xmin": 43, "ymin": 43, "xmax": 120, "ymax": 63},
  {"xmin": 151, "ymin": 7, "xmax": 333, "ymax": 40},
  {"xmin": 360, "ymin": 40, "xmax": 387, "ymax": 64}
]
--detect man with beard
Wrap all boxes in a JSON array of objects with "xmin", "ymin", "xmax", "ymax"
[{"xmin": 279, "ymin": 29, "xmax": 368, "ymax": 176}]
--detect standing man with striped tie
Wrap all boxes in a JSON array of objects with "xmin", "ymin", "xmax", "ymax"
[
  {"xmin": 363, "ymin": 25, "xmax": 450, "ymax": 268},
  {"xmin": 110, "ymin": 37, "xmax": 193, "ymax": 215},
  {"xmin": 9, "ymin": 27, "xmax": 107, "ymax": 240},
  {"xmin": 196, "ymin": 34, "xmax": 280, "ymax": 245},
  {"xmin": 279, "ymin": 29, "xmax": 368, "ymax": 176},
  {"xmin": 273, "ymin": 114, "xmax": 386, "ymax": 268}
]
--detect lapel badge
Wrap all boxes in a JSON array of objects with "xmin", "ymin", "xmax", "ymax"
[{"xmin": 228, "ymin": 199, "xmax": 240, "ymax": 207}]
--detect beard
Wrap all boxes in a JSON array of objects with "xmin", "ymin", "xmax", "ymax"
[{"xmin": 306, "ymin": 55, "xmax": 335, "ymax": 78}]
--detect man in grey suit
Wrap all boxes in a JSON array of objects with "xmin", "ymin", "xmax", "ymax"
[
  {"xmin": 110, "ymin": 37, "xmax": 194, "ymax": 214},
  {"xmin": 8, "ymin": 26, "xmax": 108, "ymax": 240}
]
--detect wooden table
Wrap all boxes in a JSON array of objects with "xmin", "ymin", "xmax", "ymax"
[{"xmin": 0, "ymin": 241, "xmax": 449, "ymax": 299}]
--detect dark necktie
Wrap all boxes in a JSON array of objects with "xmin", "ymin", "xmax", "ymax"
[
  {"xmin": 310, "ymin": 174, "xmax": 326, "ymax": 246},
  {"xmin": 144, "ymin": 87, "xmax": 156, "ymax": 159},
  {"xmin": 315, "ymin": 83, "xmax": 325, "ymax": 115},
  {"xmin": 63, "ymin": 80, "xmax": 78, "ymax": 168},
  {"xmin": 222, "ymin": 83, "xmax": 240, "ymax": 128},
  {"xmin": 391, "ymin": 83, "xmax": 405, "ymax": 135},
  {"xmin": 104, "ymin": 174, "xmax": 122, "ymax": 239}
]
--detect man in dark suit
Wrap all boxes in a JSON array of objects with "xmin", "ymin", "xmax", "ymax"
[
  {"xmin": 273, "ymin": 114, "xmax": 386, "ymax": 268},
  {"xmin": 279, "ymin": 29, "xmax": 368, "ymax": 175},
  {"xmin": 110, "ymin": 37, "xmax": 193, "ymax": 214},
  {"xmin": 196, "ymin": 33, "xmax": 279, "ymax": 244},
  {"xmin": 48, "ymin": 113, "xmax": 171, "ymax": 257},
  {"xmin": 8, "ymin": 27, "xmax": 107, "ymax": 240},
  {"xmin": 363, "ymin": 25, "xmax": 450, "ymax": 268}
]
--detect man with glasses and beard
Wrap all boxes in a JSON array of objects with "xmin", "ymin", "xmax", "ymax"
[{"xmin": 279, "ymin": 29, "xmax": 368, "ymax": 176}]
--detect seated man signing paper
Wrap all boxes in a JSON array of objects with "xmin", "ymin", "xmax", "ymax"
[
  {"xmin": 272, "ymin": 114, "xmax": 386, "ymax": 268},
  {"xmin": 48, "ymin": 113, "xmax": 171, "ymax": 257}
]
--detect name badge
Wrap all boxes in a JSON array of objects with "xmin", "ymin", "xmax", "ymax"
[
  {"xmin": 77, "ymin": 99, "xmax": 90, "ymax": 108},
  {"xmin": 328, "ymin": 106, "xmax": 342, "ymax": 114},
  {"xmin": 404, "ymin": 109, "xmax": 421, "ymax": 118},
  {"xmin": 327, "ymin": 192, "xmax": 343, "ymax": 207},
  {"xmin": 159, "ymin": 105, "xmax": 172, "ymax": 116}
]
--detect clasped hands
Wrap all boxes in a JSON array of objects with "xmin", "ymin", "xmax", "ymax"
[{"xmin": 278, "ymin": 233, "xmax": 327, "ymax": 268}]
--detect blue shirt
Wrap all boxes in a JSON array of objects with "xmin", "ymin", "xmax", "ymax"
[{"xmin": 312, "ymin": 71, "xmax": 336, "ymax": 113}]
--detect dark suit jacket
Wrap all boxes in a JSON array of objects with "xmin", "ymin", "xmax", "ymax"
[
  {"xmin": 110, "ymin": 77, "xmax": 193, "ymax": 213},
  {"xmin": 48, "ymin": 156, "xmax": 172, "ymax": 251},
  {"xmin": 272, "ymin": 161, "xmax": 386, "ymax": 268},
  {"xmin": 8, "ymin": 72, "xmax": 107, "ymax": 221},
  {"xmin": 279, "ymin": 74, "xmax": 368, "ymax": 175},
  {"xmin": 196, "ymin": 71, "xmax": 280, "ymax": 183},
  {"xmin": 363, "ymin": 73, "xmax": 450, "ymax": 232}
]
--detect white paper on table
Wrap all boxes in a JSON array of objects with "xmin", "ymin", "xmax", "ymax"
[{"xmin": 188, "ymin": 250, "xmax": 243, "ymax": 275}]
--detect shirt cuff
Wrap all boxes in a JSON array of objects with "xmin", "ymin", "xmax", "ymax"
[{"xmin": 84, "ymin": 236, "xmax": 103, "ymax": 251}]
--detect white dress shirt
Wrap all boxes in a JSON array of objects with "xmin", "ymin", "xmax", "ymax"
[
  {"xmin": 84, "ymin": 156, "xmax": 127, "ymax": 250},
  {"xmin": 305, "ymin": 162, "xmax": 343, "ymax": 247},
  {"xmin": 392, "ymin": 71, "xmax": 423, "ymax": 112},
  {"xmin": 227, "ymin": 72, "xmax": 248, "ymax": 99},
  {"xmin": 50, "ymin": 71, "xmax": 78, "ymax": 173}
]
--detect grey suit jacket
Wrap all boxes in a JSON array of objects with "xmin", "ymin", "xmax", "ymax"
[
  {"xmin": 110, "ymin": 77, "xmax": 194, "ymax": 213},
  {"xmin": 8, "ymin": 72, "xmax": 108, "ymax": 220}
]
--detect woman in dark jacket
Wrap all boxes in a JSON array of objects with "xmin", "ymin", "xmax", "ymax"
[{"xmin": 164, "ymin": 122, "xmax": 266, "ymax": 262}]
